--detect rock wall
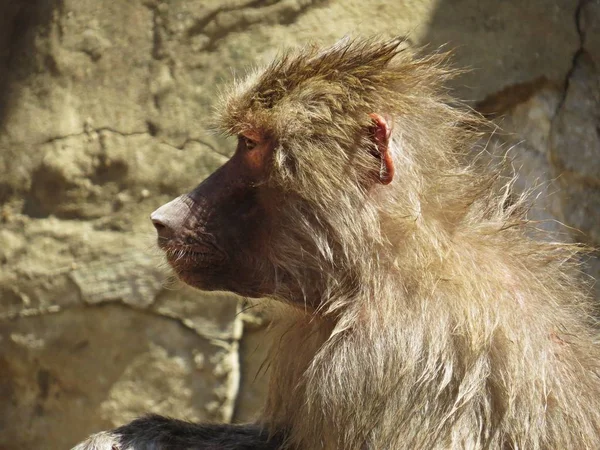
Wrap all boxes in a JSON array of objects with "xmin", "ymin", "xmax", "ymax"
[{"xmin": 0, "ymin": 0, "xmax": 598, "ymax": 448}]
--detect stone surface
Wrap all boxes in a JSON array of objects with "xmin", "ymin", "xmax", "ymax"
[
  {"xmin": 582, "ymin": 0, "xmax": 600, "ymax": 63},
  {"xmin": 424, "ymin": 0, "xmax": 580, "ymax": 101},
  {"xmin": 549, "ymin": 0, "xmax": 600, "ymax": 294},
  {"xmin": 0, "ymin": 0, "xmax": 598, "ymax": 449},
  {"xmin": 0, "ymin": 306, "xmax": 239, "ymax": 450}
]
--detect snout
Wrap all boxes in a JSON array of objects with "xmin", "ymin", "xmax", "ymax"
[{"xmin": 150, "ymin": 196, "xmax": 190, "ymax": 242}]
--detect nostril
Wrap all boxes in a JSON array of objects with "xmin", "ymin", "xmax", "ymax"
[
  {"xmin": 152, "ymin": 219, "xmax": 166, "ymax": 232},
  {"xmin": 151, "ymin": 198, "xmax": 189, "ymax": 240},
  {"xmin": 151, "ymin": 218, "xmax": 173, "ymax": 239}
]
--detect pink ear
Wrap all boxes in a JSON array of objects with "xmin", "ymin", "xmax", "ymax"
[{"xmin": 369, "ymin": 113, "xmax": 394, "ymax": 185}]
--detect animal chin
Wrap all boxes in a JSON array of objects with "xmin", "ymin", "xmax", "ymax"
[{"xmin": 163, "ymin": 243, "xmax": 227, "ymax": 272}]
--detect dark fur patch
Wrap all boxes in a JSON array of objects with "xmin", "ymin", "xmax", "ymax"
[{"xmin": 115, "ymin": 414, "xmax": 284, "ymax": 450}]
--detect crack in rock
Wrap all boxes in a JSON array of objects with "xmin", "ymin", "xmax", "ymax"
[
  {"xmin": 555, "ymin": 0, "xmax": 589, "ymax": 115},
  {"xmin": 186, "ymin": 0, "xmax": 328, "ymax": 51}
]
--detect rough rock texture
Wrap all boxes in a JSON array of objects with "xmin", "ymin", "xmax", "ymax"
[
  {"xmin": 551, "ymin": 1, "xmax": 600, "ymax": 248},
  {"xmin": 0, "ymin": 0, "xmax": 598, "ymax": 449}
]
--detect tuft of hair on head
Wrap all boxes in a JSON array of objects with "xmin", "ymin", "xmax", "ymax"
[{"xmin": 217, "ymin": 36, "xmax": 467, "ymax": 139}]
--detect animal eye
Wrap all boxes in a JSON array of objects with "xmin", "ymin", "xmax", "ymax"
[{"xmin": 241, "ymin": 136, "xmax": 258, "ymax": 151}]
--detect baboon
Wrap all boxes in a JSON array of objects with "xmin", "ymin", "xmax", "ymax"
[{"xmin": 74, "ymin": 37, "xmax": 600, "ymax": 450}]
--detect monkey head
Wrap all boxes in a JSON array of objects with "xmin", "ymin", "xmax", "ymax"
[{"xmin": 150, "ymin": 39, "xmax": 417, "ymax": 306}]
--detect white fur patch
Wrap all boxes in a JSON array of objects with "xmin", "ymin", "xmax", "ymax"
[{"xmin": 71, "ymin": 432, "xmax": 129, "ymax": 450}]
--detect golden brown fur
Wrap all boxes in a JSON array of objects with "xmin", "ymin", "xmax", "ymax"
[{"xmin": 219, "ymin": 38, "xmax": 600, "ymax": 449}]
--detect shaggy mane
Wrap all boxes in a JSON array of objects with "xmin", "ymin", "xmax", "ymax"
[{"xmin": 220, "ymin": 38, "xmax": 599, "ymax": 450}]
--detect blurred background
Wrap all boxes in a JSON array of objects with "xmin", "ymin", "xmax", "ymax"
[{"xmin": 0, "ymin": 0, "xmax": 598, "ymax": 448}]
